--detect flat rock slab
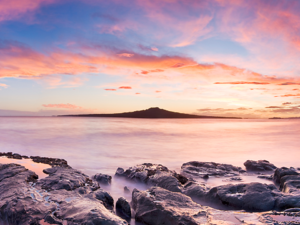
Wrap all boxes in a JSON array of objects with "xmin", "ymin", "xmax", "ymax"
[{"xmin": 181, "ymin": 161, "xmax": 244, "ymax": 179}]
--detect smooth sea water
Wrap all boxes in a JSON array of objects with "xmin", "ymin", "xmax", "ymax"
[
  {"xmin": 0, "ymin": 117, "xmax": 299, "ymax": 176},
  {"xmin": 1, "ymin": 117, "xmax": 299, "ymax": 223}
]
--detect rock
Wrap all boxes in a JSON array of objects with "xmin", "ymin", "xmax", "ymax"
[
  {"xmin": 182, "ymin": 181, "xmax": 208, "ymax": 200},
  {"xmin": 88, "ymin": 189, "xmax": 114, "ymax": 210},
  {"xmin": 56, "ymin": 197, "xmax": 127, "ymax": 225},
  {"xmin": 284, "ymin": 208, "xmax": 300, "ymax": 212},
  {"xmin": 36, "ymin": 167, "xmax": 93, "ymax": 191},
  {"xmin": 275, "ymin": 195, "xmax": 300, "ymax": 210},
  {"xmin": 30, "ymin": 156, "xmax": 70, "ymax": 168},
  {"xmin": 244, "ymin": 160, "xmax": 277, "ymax": 172},
  {"xmin": 12, "ymin": 153, "xmax": 22, "ymax": 159},
  {"xmin": 257, "ymin": 175, "xmax": 273, "ymax": 180},
  {"xmin": 92, "ymin": 173, "xmax": 112, "ymax": 185},
  {"xmin": 280, "ymin": 175, "xmax": 300, "ymax": 194},
  {"xmin": 115, "ymin": 163, "xmax": 188, "ymax": 192},
  {"xmin": 124, "ymin": 186, "xmax": 130, "ymax": 193},
  {"xmin": 205, "ymin": 182, "xmax": 280, "ymax": 211},
  {"xmin": 273, "ymin": 167, "xmax": 299, "ymax": 184},
  {"xmin": 0, "ymin": 163, "xmax": 128, "ymax": 224},
  {"xmin": 181, "ymin": 161, "xmax": 243, "ymax": 179},
  {"xmin": 132, "ymin": 187, "xmax": 208, "ymax": 225},
  {"xmin": 116, "ymin": 197, "xmax": 131, "ymax": 218}
]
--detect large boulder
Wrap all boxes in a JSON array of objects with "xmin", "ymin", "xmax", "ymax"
[
  {"xmin": 181, "ymin": 161, "xmax": 244, "ymax": 179},
  {"xmin": 0, "ymin": 163, "xmax": 128, "ymax": 224},
  {"xmin": 205, "ymin": 182, "xmax": 280, "ymax": 211},
  {"xmin": 273, "ymin": 167, "xmax": 299, "ymax": 185},
  {"xmin": 92, "ymin": 173, "xmax": 112, "ymax": 185},
  {"xmin": 132, "ymin": 187, "xmax": 208, "ymax": 225},
  {"xmin": 244, "ymin": 160, "xmax": 276, "ymax": 172},
  {"xmin": 116, "ymin": 197, "xmax": 131, "ymax": 219},
  {"xmin": 115, "ymin": 163, "xmax": 188, "ymax": 192}
]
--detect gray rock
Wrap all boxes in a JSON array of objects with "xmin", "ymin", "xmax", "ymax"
[
  {"xmin": 36, "ymin": 167, "xmax": 93, "ymax": 191},
  {"xmin": 257, "ymin": 175, "xmax": 273, "ymax": 180},
  {"xmin": 116, "ymin": 197, "xmax": 131, "ymax": 218},
  {"xmin": 115, "ymin": 163, "xmax": 188, "ymax": 193},
  {"xmin": 92, "ymin": 173, "xmax": 112, "ymax": 185},
  {"xmin": 205, "ymin": 182, "xmax": 280, "ymax": 211},
  {"xmin": 132, "ymin": 187, "xmax": 208, "ymax": 225},
  {"xmin": 244, "ymin": 160, "xmax": 277, "ymax": 172},
  {"xmin": 273, "ymin": 167, "xmax": 299, "ymax": 184},
  {"xmin": 182, "ymin": 181, "xmax": 207, "ymax": 200},
  {"xmin": 0, "ymin": 163, "xmax": 128, "ymax": 224},
  {"xmin": 181, "ymin": 161, "xmax": 243, "ymax": 178}
]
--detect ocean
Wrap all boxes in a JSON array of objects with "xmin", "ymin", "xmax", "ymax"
[{"xmin": 0, "ymin": 117, "xmax": 299, "ymax": 175}]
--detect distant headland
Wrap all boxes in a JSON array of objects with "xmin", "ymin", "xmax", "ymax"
[{"xmin": 58, "ymin": 107, "xmax": 241, "ymax": 119}]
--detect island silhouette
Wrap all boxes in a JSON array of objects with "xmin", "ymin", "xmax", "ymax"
[{"xmin": 59, "ymin": 107, "xmax": 241, "ymax": 119}]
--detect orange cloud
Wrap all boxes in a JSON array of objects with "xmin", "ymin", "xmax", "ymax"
[
  {"xmin": 281, "ymin": 94, "xmax": 300, "ymax": 97},
  {"xmin": 104, "ymin": 89, "xmax": 116, "ymax": 91},
  {"xmin": 215, "ymin": 81, "xmax": 270, "ymax": 85},
  {"xmin": 119, "ymin": 86, "xmax": 132, "ymax": 89},
  {"xmin": 42, "ymin": 103, "xmax": 82, "ymax": 109},
  {"xmin": 279, "ymin": 82, "xmax": 300, "ymax": 85},
  {"xmin": 117, "ymin": 53, "xmax": 134, "ymax": 57}
]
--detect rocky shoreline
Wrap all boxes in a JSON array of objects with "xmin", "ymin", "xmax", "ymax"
[{"xmin": 0, "ymin": 152, "xmax": 299, "ymax": 224}]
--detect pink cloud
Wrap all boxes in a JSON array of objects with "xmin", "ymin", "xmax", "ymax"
[
  {"xmin": 215, "ymin": 81, "xmax": 270, "ymax": 85},
  {"xmin": 104, "ymin": 89, "xmax": 116, "ymax": 91},
  {"xmin": 0, "ymin": 0, "xmax": 57, "ymax": 22},
  {"xmin": 0, "ymin": 83, "xmax": 8, "ymax": 88},
  {"xmin": 117, "ymin": 53, "xmax": 134, "ymax": 57},
  {"xmin": 119, "ymin": 86, "xmax": 132, "ymax": 89},
  {"xmin": 42, "ymin": 103, "xmax": 83, "ymax": 109}
]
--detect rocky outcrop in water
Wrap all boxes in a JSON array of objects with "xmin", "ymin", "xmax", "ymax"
[
  {"xmin": 132, "ymin": 186, "xmax": 208, "ymax": 225},
  {"xmin": 115, "ymin": 163, "xmax": 188, "ymax": 192},
  {"xmin": 181, "ymin": 161, "xmax": 245, "ymax": 179},
  {"xmin": 92, "ymin": 173, "xmax": 112, "ymax": 185},
  {"xmin": 116, "ymin": 197, "xmax": 131, "ymax": 219},
  {"xmin": 0, "ymin": 163, "xmax": 128, "ymax": 225},
  {"xmin": 244, "ymin": 160, "xmax": 277, "ymax": 172}
]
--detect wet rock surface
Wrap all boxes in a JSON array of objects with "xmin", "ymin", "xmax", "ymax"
[
  {"xmin": 244, "ymin": 160, "xmax": 277, "ymax": 172},
  {"xmin": 115, "ymin": 163, "xmax": 188, "ymax": 192},
  {"xmin": 0, "ymin": 162, "xmax": 128, "ymax": 225},
  {"xmin": 205, "ymin": 182, "xmax": 280, "ymax": 211},
  {"xmin": 132, "ymin": 186, "xmax": 208, "ymax": 225},
  {"xmin": 92, "ymin": 173, "xmax": 112, "ymax": 185},
  {"xmin": 116, "ymin": 197, "xmax": 131, "ymax": 219},
  {"xmin": 181, "ymin": 161, "xmax": 244, "ymax": 178}
]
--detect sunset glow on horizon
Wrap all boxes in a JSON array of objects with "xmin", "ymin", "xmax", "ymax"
[{"xmin": 1, "ymin": 0, "xmax": 300, "ymax": 118}]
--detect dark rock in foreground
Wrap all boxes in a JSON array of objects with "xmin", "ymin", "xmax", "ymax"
[
  {"xmin": 0, "ymin": 163, "xmax": 127, "ymax": 225},
  {"xmin": 116, "ymin": 197, "xmax": 131, "ymax": 219},
  {"xmin": 132, "ymin": 187, "xmax": 208, "ymax": 225},
  {"xmin": 181, "ymin": 161, "xmax": 244, "ymax": 178},
  {"xmin": 244, "ymin": 160, "xmax": 277, "ymax": 172},
  {"xmin": 205, "ymin": 182, "xmax": 280, "ymax": 211}
]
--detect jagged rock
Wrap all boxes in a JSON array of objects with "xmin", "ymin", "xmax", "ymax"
[
  {"xmin": 205, "ymin": 182, "xmax": 280, "ymax": 211},
  {"xmin": 273, "ymin": 167, "xmax": 299, "ymax": 184},
  {"xmin": 244, "ymin": 160, "xmax": 277, "ymax": 172},
  {"xmin": 132, "ymin": 187, "xmax": 208, "ymax": 225},
  {"xmin": 115, "ymin": 163, "xmax": 188, "ymax": 192},
  {"xmin": 116, "ymin": 197, "xmax": 131, "ymax": 218},
  {"xmin": 0, "ymin": 163, "xmax": 128, "ymax": 224},
  {"xmin": 36, "ymin": 167, "xmax": 93, "ymax": 191},
  {"xmin": 30, "ymin": 156, "xmax": 69, "ymax": 168},
  {"xmin": 92, "ymin": 173, "xmax": 112, "ymax": 185},
  {"xmin": 181, "ymin": 161, "xmax": 244, "ymax": 179},
  {"xmin": 87, "ymin": 189, "xmax": 114, "ymax": 210}
]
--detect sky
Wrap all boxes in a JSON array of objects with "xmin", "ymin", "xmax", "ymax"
[{"xmin": 1, "ymin": 0, "xmax": 300, "ymax": 118}]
